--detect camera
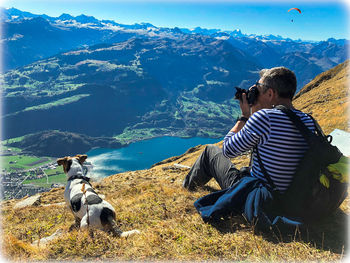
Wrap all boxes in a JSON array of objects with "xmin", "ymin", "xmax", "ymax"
[{"xmin": 234, "ymin": 86, "xmax": 259, "ymax": 105}]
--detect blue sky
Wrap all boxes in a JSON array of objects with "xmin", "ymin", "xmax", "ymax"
[{"xmin": 2, "ymin": 0, "xmax": 349, "ymax": 41}]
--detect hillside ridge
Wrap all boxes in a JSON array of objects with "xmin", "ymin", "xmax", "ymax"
[
  {"xmin": 293, "ymin": 59, "xmax": 349, "ymax": 134},
  {"xmin": 294, "ymin": 60, "xmax": 349, "ymax": 99}
]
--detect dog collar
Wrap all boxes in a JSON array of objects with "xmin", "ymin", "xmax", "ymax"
[{"xmin": 68, "ymin": 174, "xmax": 91, "ymax": 182}]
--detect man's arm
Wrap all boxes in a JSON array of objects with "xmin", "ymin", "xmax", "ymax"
[
  {"xmin": 229, "ymin": 93, "xmax": 251, "ymax": 133},
  {"xmin": 223, "ymin": 110, "xmax": 270, "ymax": 159}
]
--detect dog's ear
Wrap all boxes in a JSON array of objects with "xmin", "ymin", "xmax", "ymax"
[
  {"xmin": 76, "ymin": 154, "xmax": 88, "ymax": 165},
  {"xmin": 57, "ymin": 157, "xmax": 68, "ymax": 166}
]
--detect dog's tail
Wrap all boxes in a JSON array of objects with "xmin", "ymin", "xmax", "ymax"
[
  {"xmin": 120, "ymin": 229, "xmax": 141, "ymax": 237},
  {"xmin": 102, "ymin": 208, "xmax": 140, "ymax": 237},
  {"xmin": 108, "ymin": 216, "xmax": 140, "ymax": 237}
]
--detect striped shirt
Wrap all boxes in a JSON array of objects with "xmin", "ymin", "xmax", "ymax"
[{"xmin": 223, "ymin": 108, "xmax": 315, "ymax": 192}]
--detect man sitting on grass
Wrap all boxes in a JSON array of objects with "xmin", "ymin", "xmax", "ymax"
[{"xmin": 183, "ymin": 67, "xmax": 314, "ymax": 194}]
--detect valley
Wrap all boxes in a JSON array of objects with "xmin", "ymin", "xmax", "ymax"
[{"xmin": 1, "ymin": 8, "xmax": 348, "ymax": 152}]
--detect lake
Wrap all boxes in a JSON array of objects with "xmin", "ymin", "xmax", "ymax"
[{"xmin": 86, "ymin": 136, "xmax": 220, "ymax": 178}]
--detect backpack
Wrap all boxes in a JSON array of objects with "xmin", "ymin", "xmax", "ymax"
[{"xmin": 256, "ymin": 105, "xmax": 348, "ymax": 222}]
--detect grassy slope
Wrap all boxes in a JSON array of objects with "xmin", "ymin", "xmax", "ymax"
[
  {"xmin": 293, "ymin": 60, "xmax": 349, "ymax": 134},
  {"xmin": 1, "ymin": 61, "xmax": 349, "ymax": 261}
]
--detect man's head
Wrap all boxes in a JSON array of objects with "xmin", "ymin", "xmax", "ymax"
[
  {"xmin": 258, "ymin": 67, "xmax": 297, "ymax": 100},
  {"xmin": 251, "ymin": 67, "xmax": 296, "ymax": 111}
]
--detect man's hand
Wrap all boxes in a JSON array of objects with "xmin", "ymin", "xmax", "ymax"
[
  {"xmin": 229, "ymin": 93, "xmax": 251, "ymax": 134},
  {"xmin": 240, "ymin": 93, "xmax": 251, "ymax": 118}
]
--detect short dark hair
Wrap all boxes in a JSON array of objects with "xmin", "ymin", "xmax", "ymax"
[{"xmin": 259, "ymin": 67, "xmax": 297, "ymax": 99}]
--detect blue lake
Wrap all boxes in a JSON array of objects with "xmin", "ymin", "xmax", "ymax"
[{"xmin": 86, "ymin": 136, "xmax": 220, "ymax": 178}]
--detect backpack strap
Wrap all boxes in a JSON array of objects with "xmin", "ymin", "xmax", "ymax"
[
  {"xmin": 274, "ymin": 105, "xmax": 332, "ymax": 144},
  {"xmin": 254, "ymin": 146, "xmax": 277, "ymax": 191},
  {"xmin": 274, "ymin": 105, "xmax": 315, "ymax": 142},
  {"xmin": 307, "ymin": 113, "xmax": 327, "ymax": 138}
]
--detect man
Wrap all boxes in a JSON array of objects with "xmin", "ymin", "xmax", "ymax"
[{"xmin": 183, "ymin": 67, "xmax": 315, "ymax": 192}]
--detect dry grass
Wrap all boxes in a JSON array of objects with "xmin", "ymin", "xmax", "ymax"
[
  {"xmin": 293, "ymin": 60, "xmax": 349, "ymax": 134},
  {"xmin": 1, "ymin": 61, "xmax": 349, "ymax": 261},
  {"xmin": 2, "ymin": 165, "xmax": 347, "ymax": 261}
]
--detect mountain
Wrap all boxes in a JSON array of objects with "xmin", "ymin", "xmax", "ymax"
[
  {"xmin": 2, "ymin": 35, "xmax": 259, "ymax": 140},
  {"xmin": 7, "ymin": 130, "xmax": 124, "ymax": 157},
  {"xmin": 1, "ymin": 15, "xmax": 137, "ymax": 71},
  {"xmin": 2, "ymin": 61, "xmax": 348, "ymax": 261},
  {"xmin": 223, "ymin": 36, "xmax": 348, "ymax": 87},
  {"xmin": 1, "ymin": 8, "xmax": 349, "ymax": 145},
  {"xmin": 1, "ymin": 8, "xmax": 348, "ymax": 90}
]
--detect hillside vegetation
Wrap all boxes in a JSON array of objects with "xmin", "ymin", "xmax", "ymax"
[
  {"xmin": 7, "ymin": 130, "xmax": 124, "ymax": 157},
  {"xmin": 293, "ymin": 60, "xmax": 349, "ymax": 134},
  {"xmin": 1, "ymin": 61, "xmax": 349, "ymax": 261}
]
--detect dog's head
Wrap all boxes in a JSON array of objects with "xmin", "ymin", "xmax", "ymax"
[{"xmin": 57, "ymin": 154, "xmax": 88, "ymax": 178}]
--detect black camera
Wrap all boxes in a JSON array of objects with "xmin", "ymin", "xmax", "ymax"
[{"xmin": 234, "ymin": 86, "xmax": 259, "ymax": 105}]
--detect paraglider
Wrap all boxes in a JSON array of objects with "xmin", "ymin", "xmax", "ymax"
[
  {"xmin": 288, "ymin": 8, "xmax": 301, "ymax": 14},
  {"xmin": 288, "ymin": 8, "xmax": 301, "ymax": 22}
]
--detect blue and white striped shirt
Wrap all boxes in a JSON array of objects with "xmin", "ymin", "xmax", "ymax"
[{"xmin": 223, "ymin": 108, "xmax": 315, "ymax": 192}]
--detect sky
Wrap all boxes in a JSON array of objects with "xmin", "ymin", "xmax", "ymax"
[{"xmin": 1, "ymin": 0, "xmax": 350, "ymax": 41}]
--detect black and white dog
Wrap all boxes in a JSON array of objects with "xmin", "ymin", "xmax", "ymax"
[{"xmin": 57, "ymin": 154, "xmax": 140, "ymax": 237}]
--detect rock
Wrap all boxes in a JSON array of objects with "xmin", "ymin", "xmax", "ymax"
[
  {"xmin": 41, "ymin": 202, "xmax": 66, "ymax": 207},
  {"xmin": 173, "ymin": 163, "xmax": 191, "ymax": 169},
  {"xmin": 32, "ymin": 229, "xmax": 63, "ymax": 246},
  {"xmin": 162, "ymin": 163, "xmax": 191, "ymax": 171},
  {"xmin": 14, "ymin": 194, "xmax": 41, "ymax": 209}
]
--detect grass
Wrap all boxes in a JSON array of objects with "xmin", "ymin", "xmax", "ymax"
[
  {"xmin": 19, "ymin": 165, "xmax": 66, "ymax": 187},
  {"xmin": 0, "ymin": 61, "xmax": 349, "ymax": 261},
  {"xmin": 3, "ymin": 61, "xmax": 85, "ymax": 98},
  {"xmin": 23, "ymin": 173, "xmax": 66, "ymax": 187},
  {"xmin": 0, "ymin": 155, "xmax": 52, "ymax": 173},
  {"xmin": 1, "ymin": 159, "xmax": 347, "ymax": 261},
  {"xmin": 293, "ymin": 60, "xmax": 349, "ymax": 134},
  {"xmin": 1, "ymin": 136, "xmax": 64, "ymax": 187},
  {"xmin": 179, "ymin": 95, "xmax": 238, "ymax": 119},
  {"xmin": 43, "ymin": 167, "xmax": 64, "ymax": 177},
  {"xmin": 114, "ymin": 94, "xmax": 240, "ymax": 143},
  {"xmin": 114, "ymin": 127, "xmax": 174, "ymax": 144},
  {"xmin": 2, "ymin": 135, "xmax": 26, "ymax": 145},
  {"xmin": 0, "ymin": 94, "xmax": 93, "ymax": 117}
]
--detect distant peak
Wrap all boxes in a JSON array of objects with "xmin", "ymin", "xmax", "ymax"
[
  {"xmin": 58, "ymin": 13, "xmax": 74, "ymax": 19},
  {"xmin": 74, "ymin": 14, "xmax": 99, "ymax": 23}
]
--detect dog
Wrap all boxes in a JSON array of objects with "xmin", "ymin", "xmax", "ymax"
[{"xmin": 57, "ymin": 154, "xmax": 140, "ymax": 237}]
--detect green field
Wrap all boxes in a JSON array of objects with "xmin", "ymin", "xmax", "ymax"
[
  {"xmin": 1, "ymin": 140, "xmax": 67, "ymax": 187},
  {"xmin": 44, "ymin": 166, "xmax": 64, "ymax": 176},
  {"xmin": 1, "ymin": 155, "xmax": 53, "ymax": 173},
  {"xmin": 23, "ymin": 166, "xmax": 66, "ymax": 187},
  {"xmin": 23, "ymin": 173, "xmax": 66, "ymax": 187}
]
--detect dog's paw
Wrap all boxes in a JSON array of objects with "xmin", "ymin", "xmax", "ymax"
[{"xmin": 120, "ymin": 229, "xmax": 140, "ymax": 237}]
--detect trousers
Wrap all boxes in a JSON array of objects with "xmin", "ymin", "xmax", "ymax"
[{"xmin": 183, "ymin": 145, "xmax": 249, "ymax": 190}]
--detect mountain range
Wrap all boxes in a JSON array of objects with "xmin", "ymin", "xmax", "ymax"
[
  {"xmin": 2, "ymin": 7, "xmax": 347, "ymax": 83},
  {"xmin": 1, "ymin": 8, "xmax": 349, "ymax": 153}
]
